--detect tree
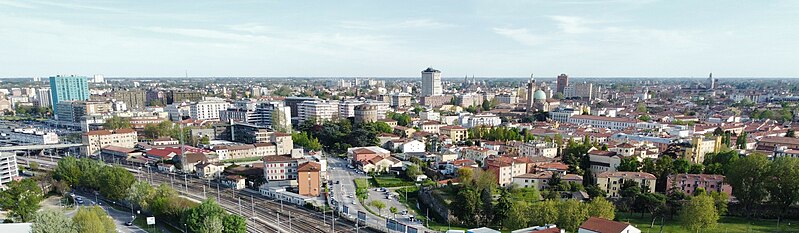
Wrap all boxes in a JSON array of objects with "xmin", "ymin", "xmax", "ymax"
[
  {"xmin": 688, "ymin": 164, "xmax": 704, "ymax": 174},
  {"xmin": 199, "ymin": 135, "xmax": 211, "ymax": 145},
  {"xmin": 636, "ymin": 103, "xmax": 647, "ymax": 113},
  {"xmin": 452, "ymin": 186, "xmax": 480, "ymax": 223},
  {"xmin": 29, "ymin": 161, "xmax": 40, "ymax": 171},
  {"xmin": 736, "ymin": 132, "xmax": 748, "ymax": 149},
  {"xmin": 638, "ymin": 114, "xmax": 652, "ymax": 121},
  {"xmin": 557, "ymin": 199, "xmax": 589, "ymax": 232},
  {"xmin": 103, "ymin": 116, "xmax": 131, "ymax": 130},
  {"xmin": 617, "ymin": 157, "xmax": 641, "ymax": 172},
  {"xmin": 481, "ymin": 99, "xmax": 492, "ymax": 111},
  {"xmin": 0, "ymin": 178, "xmax": 44, "ymax": 222},
  {"xmin": 73, "ymin": 206, "xmax": 115, "ymax": 233},
  {"xmin": 99, "ymin": 166, "xmax": 136, "ymax": 200},
  {"xmin": 271, "ymin": 108, "xmax": 290, "ymax": 133},
  {"xmin": 494, "ymin": 190, "xmax": 514, "ymax": 227},
  {"xmin": 183, "ymin": 199, "xmax": 226, "ymax": 233},
  {"xmin": 680, "ymin": 194, "xmax": 719, "ymax": 232},
  {"xmin": 726, "ymin": 153, "xmax": 769, "ymax": 215},
  {"xmin": 787, "ymin": 129, "xmax": 796, "ymax": 138},
  {"xmin": 221, "ymin": 214, "xmax": 246, "ymax": 233},
  {"xmin": 203, "ymin": 216, "xmax": 224, "ymax": 233},
  {"xmin": 587, "ymin": 197, "xmax": 615, "ymax": 220},
  {"xmin": 766, "ymin": 157, "xmax": 799, "ymax": 222},
  {"xmin": 405, "ymin": 164, "xmax": 422, "ymax": 180},
  {"xmin": 673, "ymin": 158, "xmax": 690, "ymax": 174},
  {"xmin": 128, "ymin": 181, "xmax": 156, "ymax": 210},
  {"xmin": 369, "ymin": 200, "xmax": 386, "ymax": 216},
  {"xmin": 389, "ymin": 206, "xmax": 398, "ymax": 219},
  {"xmin": 708, "ymin": 191, "xmax": 729, "ymax": 216},
  {"xmin": 32, "ymin": 209, "xmax": 76, "ymax": 233},
  {"xmin": 54, "ymin": 156, "xmax": 82, "ymax": 186},
  {"xmin": 527, "ymin": 200, "xmax": 557, "ymax": 226}
]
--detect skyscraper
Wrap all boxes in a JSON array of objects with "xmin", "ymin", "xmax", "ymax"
[
  {"xmin": 556, "ymin": 74, "xmax": 569, "ymax": 94},
  {"xmin": 707, "ymin": 73, "xmax": 716, "ymax": 90},
  {"xmin": 421, "ymin": 67, "xmax": 442, "ymax": 97},
  {"xmin": 49, "ymin": 75, "xmax": 89, "ymax": 113},
  {"xmin": 37, "ymin": 88, "xmax": 52, "ymax": 108}
]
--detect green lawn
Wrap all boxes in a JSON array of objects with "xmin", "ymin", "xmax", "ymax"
[
  {"xmin": 354, "ymin": 178, "xmax": 370, "ymax": 189},
  {"xmin": 617, "ymin": 212, "xmax": 799, "ymax": 233},
  {"xmin": 371, "ymin": 175, "xmax": 414, "ymax": 187}
]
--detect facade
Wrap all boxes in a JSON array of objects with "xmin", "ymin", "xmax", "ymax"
[
  {"xmin": 262, "ymin": 155, "xmax": 300, "ymax": 183},
  {"xmin": 0, "ymin": 152, "xmax": 19, "ymax": 186},
  {"xmin": 517, "ymin": 141, "xmax": 558, "ymax": 158},
  {"xmin": 297, "ymin": 162, "xmax": 321, "ymax": 197},
  {"xmin": 338, "ymin": 100, "xmax": 363, "ymax": 118},
  {"xmin": 56, "ymin": 101, "xmax": 112, "ymax": 123},
  {"xmin": 112, "ymin": 90, "xmax": 147, "ymax": 110},
  {"xmin": 666, "ymin": 173, "xmax": 732, "ymax": 196},
  {"xmin": 421, "ymin": 67, "xmax": 443, "ymax": 97},
  {"xmin": 49, "ymin": 75, "xmax": 89, "ymax": 114},
  {"xmin": 297, "ymin": 100, "xmax": 339, "ymax": 123},
  {"xmin": 354, "ymin": 103, "xmax": 379, "ymax": 124},
  {"xmin": 166, "ymin": 90, "xmax": 203, "ymax": 104},
  {"xmin": 390, "ymin": 93, "xmax": 412, "ymax": 108},
  {"xmin": 82, "ymin": 128, "xmax": 138, "ymax": 156},
  {"xmin": 596, "ymin": 171, "xmax": 656, "ymax": 198},
  {"xmin": 588, "ymin": 150, "xmax": 621, "ymax": 174},
  {"xmin": 420, "ymin": 95, "xmax": 452, "ymax": 108},
  {"xmin": 556, "ymin": 74, "xmax": 569, "ymax": 94},
  {"xmin": 7, "ymin": 128, "xmax": 59, "ymax": 144},
  {"xmin": 563, "ymin": 83, "xmax": 596, "ymax": 100},
  {"xmin": 440, "ymin": 125, "xmax": 468, "ymax": 142},
  {"xmin": 461, "ymin": 114, "xmax": 502, "ymax": 128},
  {"xmin": 494, "ymin": 92, "xmax": 517, "ymax": 105},
  {"xmin": 190, "ymin": 97, "xmax": 230, "ymax": 121},
  {"xmin": 37, "ymin": 88, "xmax": 52, "ymax": 107},
  {"xmin": 568, "ymin": 115, "xmax": 640, "ymax": 130},
  {"xmin": 486, "ymin": 157, "xmax": 529, "ymax": 187}
]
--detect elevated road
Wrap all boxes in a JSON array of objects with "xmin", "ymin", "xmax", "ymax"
[{"xmin": 0, "ymin": 143, "xmax": 83, "ymax": 151}]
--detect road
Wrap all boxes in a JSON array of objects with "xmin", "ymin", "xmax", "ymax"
[
  {"xmin": 69, "ymin": 193, "xmax": 147, "ymax": 233},
  {"xmin": 326, "ymin": 157, "xmax": 431, "ymax": 232}
]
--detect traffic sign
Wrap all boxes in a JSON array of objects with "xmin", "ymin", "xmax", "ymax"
[
  {"xmin": 357, "ymin": 211, "xmax": 367, "ymax": 222},
  {"xmin": 146, "ymin": 217, "xmax": 155, "ymax": 225}
]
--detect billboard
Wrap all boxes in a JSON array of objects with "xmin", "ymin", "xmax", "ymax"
[{"xmin": 357, "ymin": 211, "xmax": 368, "ymax": 222}]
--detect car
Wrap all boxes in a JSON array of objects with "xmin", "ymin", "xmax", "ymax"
[
  {"xmin": 351, "ymin": 201, "xmax": 356, "ymax": 205},
  {"xmin": 347, "ymin": 194, "xmax": 353, "ymax": 198},
  {"xmin": 335, "ymin": 181, "xmax": 340, "ymax": 184},
  {"xmin": 125, "ymin": 221, "xmax": 133, "ymax": 226}
]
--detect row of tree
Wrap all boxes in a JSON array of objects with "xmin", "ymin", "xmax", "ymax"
[
  {"xmin": 53, "ymin": 157, "xmax": 136, "ymax": 200},
  {"xmin": 32, "ymin": 207, "xmax": 116, "ymax": 233},
  {"xmin": 297, "ymin": 119, "xmax": 390, "ymax": 154},
  {"xmin": 142, "ymin": 121, "xmax": 191, "ymax": 141}
]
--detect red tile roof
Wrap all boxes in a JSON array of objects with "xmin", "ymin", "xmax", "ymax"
[{"xmin": 579, "ymin": 217, "xmax": 631, "ymax": 233}]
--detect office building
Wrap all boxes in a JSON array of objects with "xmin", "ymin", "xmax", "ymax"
[
  {"xmin": 421, "ymin": 67, "xmax": 442, "ymax": 97},
  {"xmin": 56, "ymin": 101, "xmax": 112, "ymax": 123},
  {"xmin": 49, "ymin": 75, "xmax": 89, "ymax": 113},
  {"xmin": 556, "ymin": 73, "xmax": 569, "ymax": 94},
  {"xmin": 284, "ymin": 97, "xmax": 317, "ymax": 118}
]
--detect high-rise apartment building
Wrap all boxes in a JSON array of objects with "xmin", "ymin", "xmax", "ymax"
[
  {"xmin": 82, "ymin": 128, "xmax": 138, "ymax": 156},
  {"xmin": 37, "ymin": 88, "xmax": 52, "ymax": 108},
  {"xmin": 556, "ymin": 73, "xmax": 569, "ymax": 94},
  {"xmin": 49, "ymin": 75, "xmax": 89, "ymax": 113},
  {"xmin": 190, "ymin": 97, "xmax": 230, "ymax": 121},
  {"xmin": 0, "ymin": 152, "xmax": 19, "ymax": 186},
  {"xmin": 421, "ymin": 67, "xmax": 442, "ymax": 97},
  {"xmin": 297, "ymin": 100, "xmax": 339, "ymax": 124},
  {"xmin": 112, "ymin": 90, "xmax": 147, "ymax": 110}
]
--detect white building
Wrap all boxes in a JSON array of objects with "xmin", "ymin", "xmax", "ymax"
[
  {"xmin": 568, "ymin": 115, "xmax": 640, "ymax": 130},
  {"xmin": 549, "ymin": 107, "xmax": 581, "ymax": 122},
  {"xmin": 517, "ymin": 141, "xmax": 558, "ymax": 158},
  {"xmin": 191, "ymin": 97, "xmax": 230, "ymax": 121},
  {"xmin": 338, "ymin": 99, "xmax": 363, "ymax": 118},
  {"xmin": 461, "ymin": 113, "xmax": 502, "ymax": 128},
  {"xmin": 166, "ymin": 102, "xmax": 192, "ymax": 121},
  {"xmin": 297, "ymin": 100, "xmax": 339, "ymax": 123},
  {"xmin": 494, "ymin": 92, "xmax": 517, "ymax": 105},
  {"xmin": 420, "ymin": 110, "xmax": 441, "ymax": 122},
  {"xmin": 37, "ymin": 88, "xmax": 51, "ymax": 107},
  {"xmin": 7, "ymin": 128, "xmax": 59, "ymax": 144},
  {"xmin": 0, "ymin": 152, "xmax": 19, "ymax": 187},
  {"xmin": 421, "ymin": 67, "xmax": 442, "ymax": 97}
]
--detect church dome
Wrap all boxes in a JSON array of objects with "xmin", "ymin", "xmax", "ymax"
[{"xmin": 533, "ymin": 90, "xmax": 546, "ymax": 100}]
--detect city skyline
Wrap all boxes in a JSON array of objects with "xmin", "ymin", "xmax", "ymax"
[{"xmin": 1, "ymin": 1, "xmax": 798, "ymax": 78}]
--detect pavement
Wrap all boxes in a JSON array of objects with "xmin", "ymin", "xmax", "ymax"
[{"xmin": 326, "ymin": 157, "xmax": 430, "ymax": 232}]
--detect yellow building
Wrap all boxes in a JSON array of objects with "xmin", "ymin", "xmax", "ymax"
[
  {"xmin": 596, "ymin": 171, "xmax": 656, "ymax": 198},
  {"xmin": 686, "ymin": 136, "xmax": 722, "ymax": 164}
]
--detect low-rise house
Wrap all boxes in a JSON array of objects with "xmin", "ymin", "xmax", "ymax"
[
  {"xmin": 460, "ymin": 146, "xmax": 498, "ymax": 165},
  {"xmin": 587, "ymin": 150, "xmax": 621, "ymax": 174},
  {"xmin": 357, "ymin": 156, "xmax": 402, "ymax": 173},
  {"xmin": 195, "ymin": 162, "xmax": 224, "ymax": 179},
  {"xmin": 578, "ymin": 217, "xmax": 640, "ymax": 233},
  {"xmin": 223, "ymin": 175, "xmax": 247, "ymax": 190},
  {"xmin": 596, "ymin": 171, "xmax": 656, "ymax": 198},
  {"xmin": 298, "ymin": 162, "xmax": 321, "ymax": 197},
  {"xmin": 440, "ymin": 125, "xmax": 468, "ymax": 142}
]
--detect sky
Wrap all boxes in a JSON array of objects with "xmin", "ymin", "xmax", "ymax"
[{"xmin": 1, "ymin": 0, "xmax": 797, "ymax": 78}]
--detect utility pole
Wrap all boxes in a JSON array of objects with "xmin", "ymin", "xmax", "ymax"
[
  {"xmin": 184, "ymin": 174, "xmax": 188, "ymax": 194},
  {"xmin": 289, "ymin": 211, "xmax": 292, "ymax": 232},
  {"xmin": 170, "ymin": 173, "xmax": 174, "ymax": 189},
  {"xmin": 238, "ymin": 196, "xmax": 242, "ymax": 215},
  {"xmin": 217, "ymin": 183, "xmax": 220, "ymax": 202},
  {"xmin": 250, "ymin": 195, "xmax": 254, "ymax": 218}
]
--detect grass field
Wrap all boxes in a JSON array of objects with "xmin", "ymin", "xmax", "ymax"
[
  {"xmin": 617, "ymin": 212, "xmax": 799, "ymax": 233},
  {"xmin": 354, "ymin": 178, "xmax": 370, "ymax": 189},
  {"xmin": 371, "ymin": 175, "xmax": 414, "ymax": 187}
]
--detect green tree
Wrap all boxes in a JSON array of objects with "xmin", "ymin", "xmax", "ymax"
[
  {"xmin": 102, "ymin": 116, "xmax": 131, "ymax": 130},
  {"xmin": 0, "ymin": 178, "xmax": 44, "ymax": 222},
  {"xmin": 369, "ymin": 200, "xmax": 386, "ymax": 216},
  {"xmin": 587, "ymin": 197, "xmax": 615, "ymax": 220},
  {"xmin": 726, "ymin": 153, "xmax": 769, "ymax": 215},
  {"xmin": 99, "ymin": 166, "xmax": 136, "ymax": 200},
  {"xmin": 222, "ymin": 215, "xmax": 246, "ymax": 233},
  {"xmin": 32, "ymin": 209, "xmax": 76, "ymax": 233},
  {"xmin": 528, "ymin": 200, "xmax": 558, "ymax": 226},
  {"xmin": 481, "ymin": 99, "xmax": 491, "ymax": 111},
  {"xmin": 203, "ymin": 215, "xmax": 223, "ymax": 233},
  {"xmin": 389, "ymin": 206, "xmax": 398, "ymax": 219},
  {"xmin": 199, "ymin": 135, "xmax": 211, "ymax": 145},
  {"xmin": 405, "ymin": 164, "xmax": 422, "ymax": 180},
  {"xmin": 452, "ymin": 186, "xmax": 480, "ymax": 224},
  {"xmin": 457, "ymin": 168, "xmax": 474, "ymax": 184},
  {"xmin": 636, "ymin": 103, "xmax": 647, "ymax": 113},
  {"xmin": 688, "ymin": 164, "xmax": 704, "ymax": 174},
  {"xmin": 128, "ymin": 181, "xmax": 156, "ymax": 210},
  {"xmin": 271, "ymin": 108, "xmax": 290, "ymax": 133},
  {"xmin": 617, "ymin": 157, "xmax": 641, "ymax": 172},
  {"xmin": 557, "ymin": 199, "xmax": 589, "ymax": 232},
  {"xmin": 680, "ymin": 194, "xmax": 719, "ymax": 232},
  {"xmin": 708, "ymin": 191, "xmax": 729, "ymax": 216},
  {"xmin": 736, "ymin": 132, "xmax": 748, "ymax": 149},
  {"xmin": 53, "ymin": 156, "xmax": 82, "ymax": 186},
  {"xmin": 29, "ymin": 161, "xmax": 40, "ymax": 171},
  {"xmin": 673, "ymin": 158, "xmax": 690, "ymax": 174},
  {"xmin": 766, "ymin": 157, "xmax": 799, "ymax": 222},
  {"xmin": 73, "ymin": 206, "xmax": 115, "ymax": 233},
  {"xmin": 183, "ymin": 199, "xmax": 226, "ymax": 233},
  {"xmin": 787, "ymin": 129, "xmax": 796, "ymax": 138}
]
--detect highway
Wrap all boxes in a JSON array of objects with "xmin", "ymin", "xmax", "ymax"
[{"xmin": 18, "ymin": 155, "xmax": 383, "ymax": 233}]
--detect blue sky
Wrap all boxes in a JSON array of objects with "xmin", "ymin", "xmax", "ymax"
[{"xmin": 1, "ymin": 0, "xmax": 797, "ymax": 78}]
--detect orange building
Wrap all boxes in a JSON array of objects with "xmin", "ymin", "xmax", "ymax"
[{"xmin": 297, "ymin": 162, "xmax": 321, "ymax": 197}]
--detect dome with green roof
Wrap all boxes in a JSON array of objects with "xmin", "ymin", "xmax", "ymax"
[{"xmin": 533, "ymin": 90, "xmax": 546, "ymax": 100}]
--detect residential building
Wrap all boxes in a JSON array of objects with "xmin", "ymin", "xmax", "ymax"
[
  {"xmin": 440, "ymin": 125, "xmax": 468, "ymax": 142},
  {"xmin": 568, "ymin": 115, "xmax": 640, "ymax": 130},
  {"xmin": 460, "ymin": 146, "xmax": 498, "ymax": 165},
  {"xmin": 421, "ymin": 67, "xmax": 442, "ymax": 97},
  {"xmin": 513, "ymin": 171, "xmax": 583, "ymax": 190},
  {"xmin": 494, "ymin": 92, "xmax": 517, "ymax": 105},
  {"xmin": 165, "ymin": 90, "xmax": 203, "ymax": 104},
  {"xmin": 223, "ymin": 175, "xmax": 247, "ymax": 190},
  {"xmin": 0, "ymin": 152, "xmax": 19, "ymax": 186},
  {"xmin": 297, "ymin": 100, "xmax": 338, "ymax": 123},
  {"xmin": 578, "ymin": 217, "xmax": 640, "ymax": 233},
  {"xmin": 517, "ymin": 141, "xmax": 558, "ymax": 158},
  {"xmin": 262, "ymin": 155, "xmax": 300, "ymax": 184},
  {"xmin": 391, "ymin": 93, "xmax": 412, "ymax": 108},
  {"xmin": 556, "ymin": 74, "xmax": 568, "ymax": 94},
  {"xmin": 686, "ymin": 136, "xmax": 722, "ymax": 164},
  {"xmin": 49, "ymin": 75, "xmax": 89, "ymax": 113},
  {"xmin": 486, "ymin": 156, "xmax": 529, "ymax": 187},
  {"xmin": 667, "ymin": 174, "xmax": 732, "ymax": 196},
  {"xmin": 36, "ymin": 88, "xmax": 51, "ymax": 107},
  {"xmin": 596, "ymin": 171, "xmax": 656, "ymax": 198},
  {"xmin": 112, "ymin": 90, "xmax": 147, "ymax": 110},
  {"xmin": 338, "ymin": 99, "xmax": 363, "ymax": 118},
  {"xmin": 420, "ymin": 110, "xmax": 441, "ymax": 122},
  {"xmin": 420, "ymin": 121, "xmax": 445, "ymax": 134},
  {"xmin": 297, "ymin": 162, "xmax": 321, "ymax": 197},
  {"xmin": 420, "ymin": 95, "xmax": 452, "ymax": 108},
  {"xmin": 195, "ymin": 162, "xmax": 225, "ymax": 179},
  {"xmin": 461, "ymin": 114, "xmax": 502, "ymax": 128},
  {"xmin": 82, "ymin": 128, "xmax": 138, "ymax": 156},
  {"xmin": 284, "ymin": 97, "xmax": 317, "ymax": 118},
  {"xmin": 190, "ymin": 97, "xmax": 230, "ymax": 121},
  {"xmin": 588, "ymin": 150, "xmax": 622, "ymax": 174},
  {"xmin": 55, "ymin": 101, "xmax": 112, "ymax": 123}
]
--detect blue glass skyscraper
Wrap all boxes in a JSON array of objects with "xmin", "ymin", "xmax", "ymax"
[{"xmin": 49, "ymin": 75, "xmax": 89, "ymax": 113}]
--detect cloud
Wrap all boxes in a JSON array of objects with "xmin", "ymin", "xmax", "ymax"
[
  {"xmin": 0, "ymin": 0, "xmax": 36, "ymax": 8},
  {"xmin": 492, "ymin": 27, "xmax": 546, "ymax": 46},
  {"xmin": 339, "ymin": 19, "xmax": 454, "ymax": 30},
  {"xmin": 548, "ymin": 16, "xmax": 594, "ymax": 34}
]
